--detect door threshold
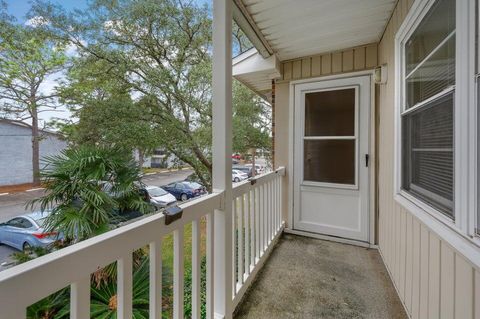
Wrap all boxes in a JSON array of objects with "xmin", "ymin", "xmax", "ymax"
[{"xmin": 284, "ymin": 228, "xmax": 375, "ymax": 249}]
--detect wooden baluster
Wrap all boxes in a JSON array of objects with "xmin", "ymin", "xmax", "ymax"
[
  {"xmin": 232, "ymin": 200, "xmax": 237, "ymax": 297},
  {"xmin": 149, "ymin": 239, "xmax": 163, "ymax": 319},
  {"xmin": 206, "ymin": 213, "xmax": 214, "ymax": 319},
  {"xmin": 192, "ymin": 220, "xmax": 201, "ymax": 319},
  {"xmin": 173, "ymin": 228, "xmax": 184, "ymax": 319},
  {"xmin": 71, "ymin": 275, "xmax": 90, "ymax": 319},
  {"xmin": 255, "ymin": 186, "xmax": 261, "ymax": 261},
  {"xmin": 250, "ymin": 189, "xmax": 255, "ymax": 268},
  {"xmin": 237, "ymin": 196, "xmax": 244, "ymax": 285},
  {"xmin": 117, "ymin": 253, "xmax": 133, "ymax": 319},
  {"xmin": 244, "ymin": 192, "xmax": 250, "ymax": 276}
]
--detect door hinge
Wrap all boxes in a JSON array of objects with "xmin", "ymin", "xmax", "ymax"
[{"xmin": 365, "ymin": 154, "xmax": 370, "ymax": 167}]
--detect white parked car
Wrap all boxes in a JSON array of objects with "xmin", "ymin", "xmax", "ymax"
[
  {"xmin": 232, "ymin": 169, "xmax": 248, "ymax": 183},
  {"xmin": 145, "ymin": 186, "xmax": 177, "ymax": 208},
  {"xmin": 244, "ymin": 163, "xmax": 264, "ymax": 175}
]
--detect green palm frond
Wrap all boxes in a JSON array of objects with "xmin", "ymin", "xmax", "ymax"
[
  {"xmin": 26, "ymin": 288, "xmax": 70, "ymax": 319},
  {"xmin": 30, "ymin": 145, "xmax": 149, "ymax": 241}
]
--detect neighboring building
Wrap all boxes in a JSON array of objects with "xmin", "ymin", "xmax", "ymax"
[
  {"xmin": 149, "ymin": 149, "xmax": 183, "ymax": 168},
  {"xmin": 134, "ymin": 148, "xmax": 183, "ymax": 169},
  {"xmin": 0, "ymin": 119, "xmax": 67, "ymax": 186}
]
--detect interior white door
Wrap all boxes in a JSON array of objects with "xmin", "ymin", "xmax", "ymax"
[{"xmin": 293, "ymin": 75, "xmax": 370, "ymax": 242}]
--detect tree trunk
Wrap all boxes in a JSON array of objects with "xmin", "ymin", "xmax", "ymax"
[
  {"xmin": 251, "ymin": 148, "xmax": 256, "ymax": 177},
  {"xmin": 31, "ymin": 108, "xmax": 40, "ymax": 185},
  {"xmin": 138, "ymin": 149, "xmax": 144, "ymax": 168}
]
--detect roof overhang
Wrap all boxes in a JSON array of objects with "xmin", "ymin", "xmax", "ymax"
[
  {"xmin": 233, "ymin": 48, "xmax": 281, "ymax": 100},
  {"xmin": 232, "ymin": 0, "xmax": 273, "ymax": 58}
]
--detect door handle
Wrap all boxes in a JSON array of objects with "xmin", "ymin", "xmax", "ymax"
[{"xmin": 365, "ymin": 154, "xmax": 369, "ymax": 167}]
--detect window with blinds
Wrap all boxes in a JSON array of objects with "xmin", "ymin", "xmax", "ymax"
[{"xmin": 401, "ymin": 0, "xmax": 455, "ymax": 218}]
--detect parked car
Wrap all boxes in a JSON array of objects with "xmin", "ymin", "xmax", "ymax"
[
  {"xmin": 232, "ymin": 169, "xmax": 249, "ymax": 183},
  {"xmin": 145, "ymin": 186, "xmax": 177, "ymax": 208},
  {"xmin": 232, "ymin": 153, "xmax": 242, "ymax": 160},
  {"xmin": 233, "ymin": 165, "xmax": 254, "ymax": 178},
  {"xmin": 0, "ymin": 211, "xmax": 60, "ymax": 251},
  {"xmin": 163, "ymin": 181, "xmax": 207, "ymax": 201},
  {"xmin": 244, "ymin": 163, "xmax": 265, "ymax": 175}
]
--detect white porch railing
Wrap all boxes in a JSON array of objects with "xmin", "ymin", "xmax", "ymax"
[
  {"xmin": 232, "ymin": 167, "xmax": 285, "ymax": 308},
  {"xmin": 0, "ymin": 167, "xmax": 285, "ymax": 319}
]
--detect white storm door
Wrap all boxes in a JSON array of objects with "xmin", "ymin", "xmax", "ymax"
[{"xmin": 293, "ymin": 76, "xmax": 370, "ymax": 242}]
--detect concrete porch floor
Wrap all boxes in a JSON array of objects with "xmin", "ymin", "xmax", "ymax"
[{"xmin": 234, "ymin": 234, "xmax": 407, "ymax": 319}]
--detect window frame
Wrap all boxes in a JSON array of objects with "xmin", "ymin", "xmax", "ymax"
[
  {"xmin": 476, "ymin": 0, "xmax": 480, "ymax": 235},
  {"xmin": 394, "ymin": 0, "xmax": 479, "ymax": 245}
]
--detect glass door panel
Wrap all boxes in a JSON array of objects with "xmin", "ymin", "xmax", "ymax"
[{"xmin": 303, "ymin": 87, "xmax": 357, "ymax": 187}]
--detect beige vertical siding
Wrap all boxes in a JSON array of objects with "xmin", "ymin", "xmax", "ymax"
[
  {"xmin": 377, "ymin": 1, "xmax": 480, "ymax": 318},
  {"xmin": 280, "ymin": 44, "xmax": 377, "ymax": 81},
  {"xmin": 275, "ymin": 44, "xmax": 378, "ymax": 228},
  {"xmin": 274, "ymin": 2, "xmax": 480, "ymax": 317}
]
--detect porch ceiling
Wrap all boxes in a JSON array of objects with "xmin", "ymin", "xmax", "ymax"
[{"xmin": 236, "ymin": 0, "xmax": 397, "ymax": 61}]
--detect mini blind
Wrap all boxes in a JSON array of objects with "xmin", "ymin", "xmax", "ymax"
[{"xmin": 401, "ymin": 0, "xmax": 455, "ymax": 218}]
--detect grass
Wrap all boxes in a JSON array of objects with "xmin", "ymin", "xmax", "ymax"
[
  {"xmin": 161, "ymin": 217, "xmax": 207, "ymax": 268},
  {"xmin": 160, "ymin": 217, "xmax": 208, "ymax": 318}
]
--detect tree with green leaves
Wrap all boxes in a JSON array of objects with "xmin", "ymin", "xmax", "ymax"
[
  {"xmin": 0, "ymin": 14, "xmax": 67, "ymax": 184},
  {"xmin": 233, "ymin": 22, "xmax": 253, "ymax": 55},
  {"xmin": 33, "ymin": 0, "xmax": 214, "ymax": 186},
  {"xmin": 51, "ymin": 55, "xmax": 159, "ymax": 168},
  {"xmin": 33, "ymin": 0, "xmax": 270, "ymax": 187},
  {"xmin": 233, "ymin": 80, "xmax": 271, "ymax": 174}
]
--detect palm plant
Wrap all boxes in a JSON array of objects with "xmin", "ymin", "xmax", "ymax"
[
  {"xmin": 26, "ymin": 288, "xmax": 70, "ymax": 319},
  {"xmin": 90, "ymin": 257, "xmax": 150, "ymax": 319},
  {"xmin": 30, "ymin": 145, "xmax": 151, "ymax": 241}
]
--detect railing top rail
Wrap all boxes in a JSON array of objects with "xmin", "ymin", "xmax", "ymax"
[
  {"xmin": 0, "ymin": 191, "xmax": 223, "ymax": 309},
  {"xmin": 0, "ymin": 167, "xmax": 287, "ymax": 313},
  {"xmin": 232, "ymin": 167, "xmax": 285, "ymax": 197}
]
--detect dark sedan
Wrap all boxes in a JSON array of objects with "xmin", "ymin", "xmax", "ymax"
[{"xmin": 163, "ymin": 181, "xmax": 207, "ymax": 201}]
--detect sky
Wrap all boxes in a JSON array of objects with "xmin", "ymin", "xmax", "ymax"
[
  {"xmin": 3, "ymin": 1, "xmax": 89, "ymax": 127},
  {"xmin": 5, "ymin": 0, "xmax": 210, "ymax": 22},
  {"xmin": 5, "ymin": 0, "xmax": 89, "ymax": 23},
  {"xmin": 3, "ymin": 0, "xmax": 211, "ymax": 128}
]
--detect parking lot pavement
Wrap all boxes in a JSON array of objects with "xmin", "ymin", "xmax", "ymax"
[
  {"xmin": 141, "ymin": 168, "xmax": 193, "ymax": 187},
  {"xmin": 0, "ymin": 169, "xmax": 194, "ymax": 270},
  {"xmin": 0, "ymin": 245, "xmax": 17, "ymax": 270},
  {"xmin": 0, "ymin": 169, "xmax": 194, "ymax": 224},
  {"xmin": 0, "ymin": 189, "xmax": 46, "ymax": 223}
]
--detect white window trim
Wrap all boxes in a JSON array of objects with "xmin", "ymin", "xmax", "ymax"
[
  {"xmin": 394, "ymin": 0, "xmax": 480, "ymax": 257},
  {"xmin": 474, "ymin": 0, "xmax": 480, "ymax": 237}
]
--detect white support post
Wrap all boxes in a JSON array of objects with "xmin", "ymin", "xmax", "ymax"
[{"xmin": 212, "ymin": 0, "xmax": 233, "ymax": 318}]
